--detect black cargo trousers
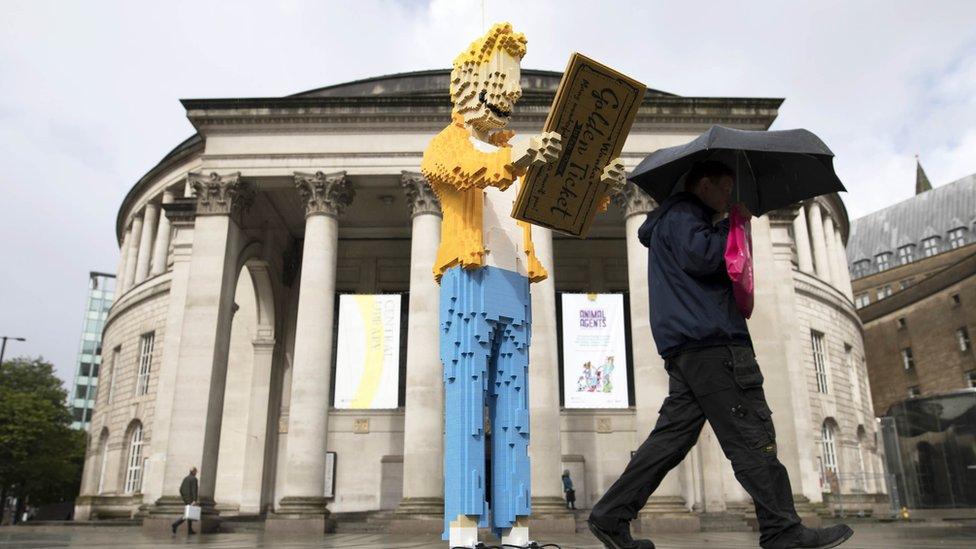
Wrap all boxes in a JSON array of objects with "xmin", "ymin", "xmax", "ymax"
[{"xmin": 590, "ymin": 345, "xmax": 801, "ymax": 547}]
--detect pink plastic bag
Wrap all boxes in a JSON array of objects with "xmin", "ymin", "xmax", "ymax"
[{"xmin": 725, "ymin": 209, "xmax": 754, "ymax": 319}]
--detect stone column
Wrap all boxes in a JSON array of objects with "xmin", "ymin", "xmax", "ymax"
[
  {"xmin": 393, "ymin": 172, "xmax": 444, "ymax": 531},
  {"xmin": 267, "ymin": 171, "xmax": 352, "ymax": 534},
  {"xmin": 116, "ymin": 227, "xmax": 133, "ymax": 293},
  {"xmin": 833, "ymin": 228, "xmax": 854, "ymax": 300},
  {"xmin": 792, "ymin": 204, "xmax": 814, "ymax": 273},
  {"xmin": 141, "ymin": 197, "xmax": 198, "ymax": 507},
  {"xmin": 150, "ymin": 191, "xmax": 176, "ymax": 276},
  {"xmin": 614, "ymin": 183, "xmax": 698, "ymax": 532},
  {"xmin": 122, "ymin": 213, "xmax": 143, "ymax": 291},
  {"xmin": 807, "ymin": 201, "xmax": 831, "ymax": 284},
  {"xmin": 143, "ymin": 172, "xmax": 253, "ymax": 534},
  {"xmin": 528, "ymin": 224, "xmax": 575, "ymax": 533},
  {"xmin": 822, "ymin": 214, "xmax": 842, "ymax": 291},
  {"xmin": 135, "ymin": 203, "xmax": 159, "ymax": 283},
  {"xmin": 699, "ymin": 424, "xmax": 726, "ymax": 513}
]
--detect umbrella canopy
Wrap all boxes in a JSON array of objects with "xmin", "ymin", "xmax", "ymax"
[{"xmin": 628, "ymin": 125, "xmax": 846, "ymax": 215}]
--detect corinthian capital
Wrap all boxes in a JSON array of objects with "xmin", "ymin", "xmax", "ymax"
[
  {"xmin": 188, "ymin": 172, "xmax": 253, "ymax": 220},
  {"xmin": 400, "ymin": 171, "xmax": 442, "ymax": 218},
  {"xmin": 612, "ymin": 182, "xmax": 657, "ymax": 219},
  {"xmin": 295, "ymin": 171, "xmax": 354, "ymax": 218}
]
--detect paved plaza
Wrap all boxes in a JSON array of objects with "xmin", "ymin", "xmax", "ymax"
[{"xmin": 3, "ymin": 523, "xmax": 976, "ymax": 549}]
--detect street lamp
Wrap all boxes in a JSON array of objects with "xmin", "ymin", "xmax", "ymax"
[{"xmin": 0, "ymin": 336, "xmax": 27, "ymax": 369}]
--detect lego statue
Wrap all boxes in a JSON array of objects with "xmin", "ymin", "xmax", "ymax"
[{"xmin": 421, "ymin": 22, "xmax": 626, "ymax": 548}]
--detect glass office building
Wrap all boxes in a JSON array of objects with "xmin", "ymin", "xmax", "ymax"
[{"xmin": 70, "ymin": 272, "xmax": 116, "ymax": 430}]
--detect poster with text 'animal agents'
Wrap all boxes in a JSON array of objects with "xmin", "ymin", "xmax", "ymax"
[
  {"xmin": 561, "ymin": 293, "xmax": 629, "ymax": 408},
  {"xmin": 334, "ymin": 294, "xmax": 401, "ymax": 409}
]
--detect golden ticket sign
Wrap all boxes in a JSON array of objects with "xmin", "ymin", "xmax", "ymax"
[{"xmin": 513, "ymin": 53, "xmax": 645, "ymax": 237}]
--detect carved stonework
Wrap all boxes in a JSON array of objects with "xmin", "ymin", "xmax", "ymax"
[
  {"xmin": 188, "ymin": 172, "xmax": 253, "ymax": 220},
  {"xmin": 295, "ymin": 171, "xmax": 354, "ymax": 218},
  {"xmin": 400, "ymin": 171, "xmax": 442, "ymax": 218},
  {"xmin": 768, "ymin": 205, "xmax": 800, "ymax": 227},
  {"xmin": 612, "ymin": 182, "xmax": 657, "ymax": 218}
]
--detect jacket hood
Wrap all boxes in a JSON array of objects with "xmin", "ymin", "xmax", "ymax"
[{"xmin": 637, "ymin": 192, "xmax": 705, "ymax": 247}]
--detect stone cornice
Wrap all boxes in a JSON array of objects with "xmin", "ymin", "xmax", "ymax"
[
  {"xmin": 295, "ymin": 171, "xmax": 354, "ymax": 218},
  {"xmin": 400, "ymin": 171, "xmax": 441, "ymax": 218},
  {"xmin": 793, "ymin": 270, "xmax": 861, "ymax": 327},
  {"xmin": 612, "ymin": 182, "xmax": 657, "ymax": 219},
  {"xmin": 188, "ymin": 171, "xmax": 254, "ymax": 221}
]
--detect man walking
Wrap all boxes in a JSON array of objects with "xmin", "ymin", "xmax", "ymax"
[
  {"xmin": 588, "ymin": 161, "xmax": 853, "ymax": 549},
  {"xmin": 170, "ymin": 467, "xmax": 198, "ymax": 535}
]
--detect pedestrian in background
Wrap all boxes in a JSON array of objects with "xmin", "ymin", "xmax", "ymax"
[
  {"xmin": 562, "ymin": 470, "xmax": 576, "ymax": 510},
  {"xmin": 170, "ymin": 467, "xmax": 198, "ymax": 535}
]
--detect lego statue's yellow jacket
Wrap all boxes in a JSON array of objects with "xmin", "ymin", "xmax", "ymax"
[{"xmin": 421, "ymin": 112, "xmax": 550, "ymax": 283}]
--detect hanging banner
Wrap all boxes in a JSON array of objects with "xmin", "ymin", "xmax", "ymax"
[
  {"xmin": 561, "ymin": 293, "xmax": 629, "ymax": 408},
  {"xmin": 334, "ymin": 294, "xmax": 401, "ymax": 409}
]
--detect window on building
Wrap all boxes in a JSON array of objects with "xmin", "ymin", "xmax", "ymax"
[
  {"xmin": 900, "ymin": 278, "xmax": 915, "ymax": 290},
  {"xmin": 921, "ymin": 236, "xmax": 941, "ymax": 257},
  {"xmin": 875, "ymin": 252, "xmax": 892, "ymax": 271},
  {"xmin": 79, "ymin": 362, "xmax": 91, "ymax": 377},
  {"xmin": 897, "ymin": 318, "xmax": 907, "ymax": 329},
  {"xmin": 75, "ymin": 384, "xmax": 88, "ymax": 401},
  {"xmin": 852, "ymin": 259, "xmax": 871, "ymax": 278},
  {"xmin": 966, "ymin": 370, "xmax": 976, "ymax": 389},
  {"xmin": 896, "ymin": 245, "xmax": 915, "ymax": 265},
  {"xmin": 91, "ymin": 363, "xmax": 100, "ymax": 377},
  {"xmin": 854, "ymin": 294, "xmax": 870, "ymax": 309},
  {"xmin": 136, "ymin": 333, "xmax": 154, "ymax": 396},
  {"xmin": 908, "ymin": 385, "xmax": 921, "ymax": 398},
  {"xmin": 958, "ymin": 327, "xmax": 972, "ymax": 352},
  {"xmin": 811, "ymin": 331, "xmax": 829, "ymax": 394},
  {"xmin": 123, "ymin": 423, "xmax": 144, "ymax": 494},
  {"xmin": 72, "ymin": 407, "xmax": 85, "ymax": 422},
  {"xmin": 877, "ymin": 285, "xmax": 892, "ymax": 301},
  {"xmin": 901, "ymin": 347, "xmax": 915, "ymax": 371},
  {"xmin": 948, "ymin": 227, "xmax": 968, "ymax": 249},
  {"xmin": 821, "ymin": 422, "xmax": 837, "ymax": 473}
]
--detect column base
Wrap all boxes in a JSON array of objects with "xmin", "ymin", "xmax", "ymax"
[
  {"xmin": 389, "ymin": 497, "xmax": 444, "ymax": 534},
  {"xmin": 266, "ymin": 496, "xmax": 335, "ymax": 534},
  {"xmin": 528, "ymin": 496, "xmax": 576, "ymax": 533},
  {"xmin": 142, "ymin": 495, "xmax": 220, "ymax": 534},
  {"xmin": 638, "ymin": 496, "xmax": 700, "ymax": 533}
]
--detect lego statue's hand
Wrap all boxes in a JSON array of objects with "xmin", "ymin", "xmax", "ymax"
[
  {"xmin": 601, "ymin": 157, "xmax": 627, "ymax": 196},
  {"xmin": 512, "ymin": 131, "xmax": 563, "ymax": 170}
]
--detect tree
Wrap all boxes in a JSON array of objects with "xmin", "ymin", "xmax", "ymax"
[{"xmin": 0, "ymin": 357, "xmax": 86, "ymax": 522}]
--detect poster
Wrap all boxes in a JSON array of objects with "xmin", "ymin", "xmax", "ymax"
[
  {"xmin": 561, "ymin": 293, "xmax": 629, "ymax": 408},
  {"xmin": 334, "ymin": 294, "xmax": 401, "ymax": 409},
  {"xmin": 512, "ymin": 52, "xmax": 645, "ymax": 237}
]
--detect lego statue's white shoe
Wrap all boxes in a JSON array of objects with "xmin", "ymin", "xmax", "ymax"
[
  {"xmin": 501, "ymin": 517, "xmax": 530, "ymax": 547},
  {"xmin": 448, "ymin": 515, "xmax": 479, "ymax": 548}
]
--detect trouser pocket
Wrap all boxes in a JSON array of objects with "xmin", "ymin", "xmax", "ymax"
[{"xmin": 729, "ymin": 354, "xmax": 776, "ymax": 453}]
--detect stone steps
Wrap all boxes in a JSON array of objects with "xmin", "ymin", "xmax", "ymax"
[
  {"xmin": 333, "ymin": 510, "xmax": 397, "ymax": 533},
  {"xmin": 699, "ymin": 512, "xmax": 752, "ymax": 532}
]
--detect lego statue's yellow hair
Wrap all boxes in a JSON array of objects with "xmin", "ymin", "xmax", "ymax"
[{"xmin": 452, "ymin": 22, "xmax": 527, "ymax": 69}]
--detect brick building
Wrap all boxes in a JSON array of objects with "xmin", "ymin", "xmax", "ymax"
[{"xmin": 847, "ymin": 165, "xmax": 976, "ymax": 417}]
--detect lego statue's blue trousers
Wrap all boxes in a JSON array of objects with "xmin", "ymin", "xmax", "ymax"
[{"xmin": 440, "ymin": 265, "xmax": 531, "ymax": 540}]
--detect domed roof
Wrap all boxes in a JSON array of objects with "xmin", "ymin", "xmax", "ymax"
[{"xmin": 291, "ymin": 69, "xmax": 675, "ymax": 98}]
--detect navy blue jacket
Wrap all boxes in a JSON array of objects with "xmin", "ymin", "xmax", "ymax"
[{"xmin": 637, "ymin": 192, "xmax": 752, "ymax": 358}]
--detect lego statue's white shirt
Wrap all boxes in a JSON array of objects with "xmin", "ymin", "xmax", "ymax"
[{"xmin": 470, "ymin": 136, "xmax": 530, "ymax": 277}]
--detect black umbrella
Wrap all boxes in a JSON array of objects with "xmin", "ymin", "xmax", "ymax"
[{"xmin": 628, "ymin": 125, "xmax": 846, "ymax": 215}]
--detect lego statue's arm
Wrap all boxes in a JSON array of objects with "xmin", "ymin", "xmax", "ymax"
[
  {"xmin": 596, "ymin": 157, "xmax": 627, "ymax": 212},
  {"xmin": 510, "ymin": 131, "xmax": 563, "ymax": 174}
]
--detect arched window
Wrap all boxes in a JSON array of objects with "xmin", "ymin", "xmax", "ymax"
[
  {"xmin": 821, "ymin": 421, "xmax": 837, "ymax": 474},
  {"xmin": 123, "ymin": 422, "xmax": 144, "ymax": 494},
  {"xmin": 96, "ymin": 428, "xmax": 109, "ymax": 495}
]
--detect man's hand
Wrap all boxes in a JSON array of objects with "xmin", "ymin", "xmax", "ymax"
[
  {"xmin": 733, "ymin": 202, "xmax": 753, "ymax": 220},
  {"xmin": 512, "ymin": 131, "xmax": 563, "ymax": 170},
  {"xmin": 600, "ymin": 157, "xmax": 627, "ymax": 196}
]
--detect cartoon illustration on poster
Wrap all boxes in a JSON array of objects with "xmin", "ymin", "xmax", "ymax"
[{"xmin": 562, "ymin": 293, "xmax": 629, "ymax": 408}]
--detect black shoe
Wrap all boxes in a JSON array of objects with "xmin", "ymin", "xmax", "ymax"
[
  {"xmin": 778, "ymin": 524, "xmax": 854, "ymax": 549},
  {"xmin": 587, "ymin": 519, "xmax": 655, "ymax": 549},
  {"xmin": 171, "ymin": 523, "xmax": 177, "ymax": 534},
  {"xmin": 188, "ymin": 529, "xmax": 197, "ymax": 535}
]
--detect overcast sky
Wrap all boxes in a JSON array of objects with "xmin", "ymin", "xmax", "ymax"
[{"xmin": 1, "ymin": 0, "xmax": 975, "ymax": 385}]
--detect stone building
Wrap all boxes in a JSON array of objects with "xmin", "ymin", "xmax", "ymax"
[
  {"xmin": 847, "ymin": 167, "xmax": 976, "ymax": 417},
  {"xmin": 74, "ymin": 69, "xmax": 885, "ymax": 531},
  {"xmin": 69, "ymin": 271, "xmax": 116, "ymax": 430}
]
